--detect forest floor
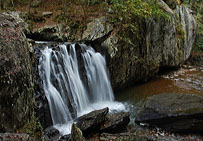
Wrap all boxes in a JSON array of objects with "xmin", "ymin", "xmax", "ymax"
[{"xmin": 10, "ymin": 0, "xmax": 106, "ymax": 30}]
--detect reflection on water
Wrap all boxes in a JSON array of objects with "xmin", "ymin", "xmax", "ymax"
[{"xmin": 116, "ymin": 66, "xmax": 203, "ymax": 103}]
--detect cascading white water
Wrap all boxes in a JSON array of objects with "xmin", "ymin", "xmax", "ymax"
[{"xmin": 38, "ymin": 43, "xmax": 125, "ymax": 135}]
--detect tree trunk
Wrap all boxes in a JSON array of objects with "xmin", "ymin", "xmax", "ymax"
[
  {"xmin": 0, "ymin": 0, "xmax": 4, "ymax": 10},
  {"xmin": 28, "ymin": 0, "xmax": 32, "ymax": 16},
  {"xmin": 11, "ymin": 0, "xmax": 14, "ymax": 7}
]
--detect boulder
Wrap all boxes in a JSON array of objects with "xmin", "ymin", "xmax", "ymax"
[
  {"xmin": 100, "ymin": 112, "xmax": 130, "ymax": 133},
  {"xmin": 2, "ymin": 11, "xmax": 31, "ymax": 36},
  {"xmin": 75, "ymin": 107, "xmax": 109, "ymax": 136},
  {"xmin": 59, "ymin": 134, "xmax": 71, "ymax": 141},
  {"xmin": 0, "ymin": 13, "xmax": 34, "ymax": 132},
  {"xmin": 108, "ymin": 1, "xmax": 197, "ymax": 89},
  {"xmin": 135, "ymin": 93, "xmax": 203, "ymax": 133},
  {"xmin": 44, "ymin": 126, "xmax": 60, "ymax": 140},
  {"xmin": 82, "ymin": 16, "xmax": 113, "ymax": 41},
  {"xmin": 78, "ymin": 1, "xmax": 197, "ymax": 90}
]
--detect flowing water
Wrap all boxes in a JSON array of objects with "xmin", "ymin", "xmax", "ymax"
[
  {"xmin": 116, "ymin": 66, "xmax": 203, "ymax": 120},
  {"xmin": 37, "ymin": 42, "xmax": 125, "ymax": 135},
  {"xmin": 36, "ymin": 41, "xmax": 202, "ymax": 137}
]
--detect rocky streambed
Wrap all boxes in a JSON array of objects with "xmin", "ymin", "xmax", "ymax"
[{"xmin": 43, "ymin": 65, "xmax": 203, "ymax": 140}]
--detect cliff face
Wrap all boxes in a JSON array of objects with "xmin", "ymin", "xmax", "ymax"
[
  {"xmin": 82, "ymin": 1, "xmax": 197, "ymax": 90},
  {"xmin": 0, "ymin": 12, "xmax": 34, "ymax": 132}
]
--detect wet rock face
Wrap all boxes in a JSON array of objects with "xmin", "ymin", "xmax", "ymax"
[
  {"xmin": 44, "ymin": 126, "xmax": 60, "ymax": 140},
  {"xmin": 135, "ymin": 93, "xmax": 203, "ymax": 133},
  {"xmin": 108, "ymin": 1, "xmax": 197, "ymax": 90},
  {"xmin": 0, "ymin": 13, "xmax": 34, "ymax": 132},
  {"xmin": 74, "ymin": 108, "xmax": 130, "ymax": 137},
  {"xmin": 75, "ymin": 108, "xmax": 109, "ymax": 136},
  {"xmin": 34, "ymin": 45, "xmax": 53, "ymax": 129},
  {"xmin": 80, "ymin": 1, "xmax": 196, "ymax": 90}
]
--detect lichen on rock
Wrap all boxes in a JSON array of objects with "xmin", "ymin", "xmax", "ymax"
[{"xmin": 0, "ymin": 12, "xmax": 35, "ymax": 133}]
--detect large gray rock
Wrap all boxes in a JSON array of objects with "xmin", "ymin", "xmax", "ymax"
[
  {"xmin": 0, "ymin": 13, "xmax": 34, "ymax": 132},
  {"xmin": 108, "ymin": 1, "xmax": 197, "ymax": 89},
  {"xmin": 78, "ymin": 1, "xmax": 197, "ymax": 90},
  {"xmin": 2, "ymin": 11, "xmax": 31, "ymax": 36},
  {"xmin": 82, "ymin": 16, "xmax": 113, "ymax": 41},
  {"xmin": 134, "ymin": 93, "xmax": 203, "ymax": 133}
]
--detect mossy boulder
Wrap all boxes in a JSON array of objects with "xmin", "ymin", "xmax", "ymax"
[
  {"xmin": 109, "ymin": 1, "xmax": 196, "ymax": 89},
  {"xmin": 0, "ymin": 13, "xmax": 35, "ymax": 132},
  {"xmin": 80, "ymin": 1, "xmax": 196, "ymax": 90}
]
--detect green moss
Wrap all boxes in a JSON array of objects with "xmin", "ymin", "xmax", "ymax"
[
  {"xmin": 175, "ymin": 22, "xmax": 185, "ymax": 41},
  {"xmin": 18, "ymin": 114, "xmax": 44, "ymax": 140},
  {"xmin": 109, "ymin": 0, "xmax": 171, "ymax": 50}
]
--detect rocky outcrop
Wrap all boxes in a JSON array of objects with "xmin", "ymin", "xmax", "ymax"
[
  {"xmin": 0, "ymin": 13, "xmax": 34, "ymax": 132},
  {"xmin": 81, "ymin": 1, "xmax": 197, "ymax": 90},
  {"xmin": 29, "ymin": 24, "xmax": 68, "ymax": 41},
  {"xmin": 134, "ymin": 93, "xmax": 203, "ymax": 133}
]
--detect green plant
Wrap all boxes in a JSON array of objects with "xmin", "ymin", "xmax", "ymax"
[
  {"xmin": 17, "ymin": 114, "xmax": 44, "ymax": 140},
  {"xmin": 183, "ymin": 0, "xmax": 203, "ymax": 52},
  {"xmin": 108, "ymin": 0, "xmax": 170, "ymax": 47}
]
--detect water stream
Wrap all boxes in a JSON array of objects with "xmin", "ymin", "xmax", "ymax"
[
  {"xmin": 36, "ymin": 41, "xmax": 202, "ymax": 136},
  {"xmin": 37, "ymin": 42, "xmax": 125, "ymax": 135},
  {"xmin": 116, "ymin": 66, "xmax": 203, "ymax": 120}
]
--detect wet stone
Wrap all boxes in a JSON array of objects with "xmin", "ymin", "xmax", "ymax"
[{"xmin": 135, "ymin": 93, "xmax": 203, "ymax": 134}]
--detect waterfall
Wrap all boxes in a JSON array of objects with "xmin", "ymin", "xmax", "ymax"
[{"xmin": 38, "ymin": 43, "xmax": 124, "ymax": 135}]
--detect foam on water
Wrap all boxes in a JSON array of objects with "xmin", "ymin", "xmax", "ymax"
[{"xmin": 38, "ymin": 43, "xmax": 125, "ymax": 135}]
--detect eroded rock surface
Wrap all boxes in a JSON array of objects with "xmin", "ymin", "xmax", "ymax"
[{"xmin": 0, "ymin": 13, "xmax": 34, "ymax": 132}]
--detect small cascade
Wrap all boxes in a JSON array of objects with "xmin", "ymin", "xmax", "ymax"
[{"xmin": 37, "ymin": 43, "xmax": 123, "ymax": 134}]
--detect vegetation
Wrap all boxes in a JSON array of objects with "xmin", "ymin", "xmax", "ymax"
[
  {"xmin": 183, "ymin": 0, "xmax": 203, "ymax": 52},
  {"xmin": 108, "ymin": 0, "xmax": 170, "ymax": 48}
]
